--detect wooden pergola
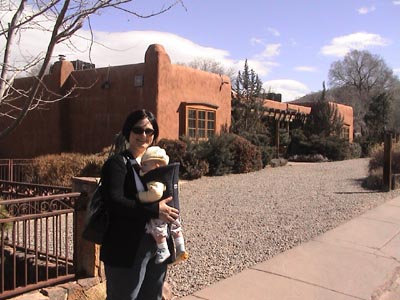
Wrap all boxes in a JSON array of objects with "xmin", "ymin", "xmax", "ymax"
[{"xmin": 264, "ymin": 107, "xmax": 309, "ymax": 157}]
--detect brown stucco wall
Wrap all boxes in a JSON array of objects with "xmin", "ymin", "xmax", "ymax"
[
  {"xmin": 60, "ymin": 63, "xmax": 154, "ymax": 154},
  {"xmin": 0, "ymin": 63, "xmax": 74, "ymax": 158},
  {"xmin": 147, "ymin": 45, "xmax": 231, "ymax": 140},
  {"xmin": 0, "ymin": 44, "xmax": 232, "ymax": 158},
  {"xmin": 335, "ymin": 103, "xmax": 354, "ymax": 142}
]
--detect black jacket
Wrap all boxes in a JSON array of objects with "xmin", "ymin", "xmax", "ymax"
[{"xmin": 100, "ymin": 150, "xmax": 159, "ymax": 267}]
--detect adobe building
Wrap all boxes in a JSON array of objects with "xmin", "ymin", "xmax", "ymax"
[
  {"xmin": 263, "ymin": 97, "xmax": 354, "ymax": 143},
  {"xmin": 0, "ymin": 44, "xmax": 232, "ymax": 158}
]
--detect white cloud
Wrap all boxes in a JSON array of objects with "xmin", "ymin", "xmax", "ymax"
[
  {"xmin": 393, "ymin": 68, "xmax": 400, "ymax": 74},
  {"xmin": 51, "ymin": 30, "xmax": 233, "ymax": 69},
  {"xmin": 0, "ymin": 14, "xmax": 234, "ymax": 69},
  {"xmin": 267, "ymin": 27, "xmax": 280, "ymax": 37},
  {"xmin": 1, "ymin": 19, "xmax": 307, "ymax": 103},
  {"xmin": 289, "ymin": 38, "xmax": 297, "ymax": 47},
  {"xmin": 294, "ymin": 66, "xmax": 317, "ymax": 72},
  {"xmin": 237, "ymin": 59, "xmax": 279, "ymax": 77},
  {"xmin": 260, "ymin": 43, "xmax": 281, "ymax": 58},
  {"xmin": 3, "ymin": 21, "xmax": 279, "ymax": 82},
  {"xmin": 0, "ymin": 3, "xmax": 58, "ymax": 67},
  {"xmin": 320, "ymin": 32, "xmax": 390, "ymax": 57},
  {"xmin": 250, "ymin": 37, "xmax": 264, "ymax": 46},
  {"xmin": 233, "ymin": 40, "xmax": 282, "ymax": 77},
  {"xmin": 263, "ymin": 79, "xmax": 310, "ymax": 102},
  {"xmin": 357, "ymin": 6, "xmax": 376, "ymax": 14},
  {"xmin": 65, "ymin": 30, "xmax": 283, "ymax": 84},
  {"xmin": 393, "ymin": 0, "xmax": 400, "ymax": 5},
  {"xmin": 1, "ymin": 2, "xmax": 233, "ymax": 70}
]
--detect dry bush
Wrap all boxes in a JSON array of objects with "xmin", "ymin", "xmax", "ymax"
[
  {"xmin": 364, "ymin": 141, "xmax": 400, "ymax": 190},
  {"xmin": 25, "ymin": 152, "xmax": 107, "ymax": 187}
]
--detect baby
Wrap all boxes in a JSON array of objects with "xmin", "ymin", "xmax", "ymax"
[{"xmin": 138, "ymin": 146, "xmax": 188, "ymax": 264}]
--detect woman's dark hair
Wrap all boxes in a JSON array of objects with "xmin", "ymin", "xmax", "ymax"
[{"xmin": 121, "ymin": 109, "xmax": 159, "ymax": 143}]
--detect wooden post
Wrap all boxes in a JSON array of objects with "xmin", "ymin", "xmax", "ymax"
[
  {"xmin": 383, "ymin": 132, "xmax": 393, "ymax": 192},
  {"xmin": 275, "ymin": 119, "xmax": 280, "ymax": 158},
  {"xmin": 73, "ymin": 177, "xmax": 102, "ymax": 278}
]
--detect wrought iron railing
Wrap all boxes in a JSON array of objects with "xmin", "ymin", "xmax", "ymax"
[
  {"xmin": 0, "ymin": 192, "xmax": 80, "ymax": 299},
  {"xmin": 0, "ymin": 180, "xmax": 71, "ymax": 200},
  {"xmin": 0, "ymin": 159, "xmax": 33, "ymax": 182}
]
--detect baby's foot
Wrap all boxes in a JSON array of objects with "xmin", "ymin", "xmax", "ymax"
[
  {"xmin": 175, "ymin": 249, "xmax": 189, "ymax": 263},
  {"xmin": 155, "ymin": 248, "xmax": 170, "ymax": 264}
]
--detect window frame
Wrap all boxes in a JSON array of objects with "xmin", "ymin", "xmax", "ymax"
[
  {"xmin": 340, "ymin": 124, "xmax": 350, "ymax": 141},
  {"xmin": 181, "ymin": 103, "xmax": 218, "ymax": 140}
]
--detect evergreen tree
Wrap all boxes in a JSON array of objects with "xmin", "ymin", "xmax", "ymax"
[
  {"xmin": 305, "ymin": 82, "xmax": 343, "ymax": 137},
  {"xmin": 231, "ymin": 60, "xmax": 266, "ymax": 135},
  {"xmin": 364, "ymin": 92, "xmax": 391, "ymax": 144},
  {"xmin": 288, "ymin": 83, "xmax": 350, "ymax": 161}
]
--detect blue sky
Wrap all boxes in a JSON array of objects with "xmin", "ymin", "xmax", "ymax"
[{"xmin": 3, "ymin": 0, "xmax": 400, "ymax": 102}]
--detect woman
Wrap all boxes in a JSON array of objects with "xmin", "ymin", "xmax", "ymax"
[{"xmin": 100, "ymin": 109, "xmax": 179, "ymax": 300}]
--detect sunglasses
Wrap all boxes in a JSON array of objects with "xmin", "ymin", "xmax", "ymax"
[{"xmin": 131, "ymin": 127, "xmax": 155, "ymax": 136}]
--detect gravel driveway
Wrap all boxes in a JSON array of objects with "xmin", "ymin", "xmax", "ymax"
[{"xmin": 166, "ymin": 158, "xmax": 400, "ymax": 297}]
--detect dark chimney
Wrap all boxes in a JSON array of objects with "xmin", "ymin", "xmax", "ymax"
[{"xmin": 267, "ymin": 93, "xmax": 282, "ymax": 102}]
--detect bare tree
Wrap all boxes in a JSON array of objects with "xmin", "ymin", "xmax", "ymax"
[
  {"xmin": 389, "ymin": 80, "xmax": 400, "ymax": 131},
  {"xmin": 328, "ymin": 50, "xmax": 397, "ymax": 97},
  {"xmin": 178, "ymin": 57, "xmax": 235, "ymax": 82},
  {"xmin": 328, "ymin": 49, "xmax": 398, "ymax": 134},
  {"xmin": 0, "ymin": 0, "xmax": 185, "ymax": 139}
]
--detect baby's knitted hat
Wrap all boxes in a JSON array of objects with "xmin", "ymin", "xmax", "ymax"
[{"xmin": 142, "ymin": 146, "xmax": 169, "ymax": 165}]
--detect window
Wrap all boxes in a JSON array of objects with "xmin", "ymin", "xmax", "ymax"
[
  {"xmin": 134, "ymin": 75, "xmax": 143, "ymax": 87},
  {"xmin": 186, "ymin": 106, "xmax": 216, "ymax": 139},
  {"xmin": 340, "ymin": 125, "xmax": 350, "ymax": 140}
]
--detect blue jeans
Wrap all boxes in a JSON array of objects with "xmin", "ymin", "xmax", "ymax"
[{"xmin": 105, "ymin": 234, "xmax": 167, "ymax": 300}]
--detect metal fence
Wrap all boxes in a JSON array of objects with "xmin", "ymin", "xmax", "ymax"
[
  {"xmin": 0, "ymin": 180, "xmax": 72, "ymax": 200},
  {"xmin": 0, "ymin": 187, "xmax": 80, "ymax": 299},
  {"xmin": 0, "ymin": 160, "xmax": 33, "ymax": 183}
]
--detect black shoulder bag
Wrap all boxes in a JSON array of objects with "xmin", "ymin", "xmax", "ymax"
[
  {"xmin": 81, "ymin": 181, "xmax": 107, "ymax": 244},
  {"xmin": 82, "ymin": 155, "xmax": 129, "ymax": 244}
]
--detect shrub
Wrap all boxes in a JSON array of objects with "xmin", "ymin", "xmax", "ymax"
[
  {"xmin": 240, "ymin": 131, "xmax": 273, "ymax": 167},
  {"xmin": 25, "ymin": 152, "xmax": 107, "ymax": 187},
  {"xmin": 354, "ymin": 135, "xmax": 375, "ymax": 157},
  {"xmin": 270, "ymin": 158, "xmax": 288, "ymax": 168},
  {"xmin": 349, "ymin": 142, "xmax": 362, "ymax": 159},
  {"xmin": 288, "ymin": 154, "xmax": 328, "ymax": 163},
  {"xmin": 368, "ymin": 144, "xmax": 384, "ymax": 172},
  {"xmin": 287, "ymin": 129, "xmax": 311, "ymax": 157},
  {"xmin": 161, "ymin": 135, "xmax": 263, "ymax": 178},
  {"xmin": 180, "ymin": 138, "xmax": 209, "ymax": 180},
  {"xmin": 308, "ymin": 135, "xmax": 351, "ymax": 161},
  {"xmin": 288, "ymin": 129, "xmax": 351, "ymax": 161},
  {"xmin": 364, "ymin": 141, "xmax": 400, "ymax": 189},
  {"xmin": 200, "ymin": 134, "xmax": 235, "ymax": 176},
  {"xmin": 0, "ymin": 202, "xmax": 12, "ymax": 231},
  {"xmin": 259, "ymin": 145, "xmax": 275, "ymax": 167},
  {"xmin": 159, "ymin": 138, "xmax": 208, "ymax": 180},
  {"xmin": 230, "ymin": 134, "xmax": 263, "ymax": 173},
  {"xmin": 158, "ymin": 138, "xmax": 187, "ymax": 163},
  {"xmin": 368, "ymin": 142, "xmax": 400, "ymax": 174},
  {"xmin": 362, "ymin": 168, "xmax": 383, "ymax": 190}
]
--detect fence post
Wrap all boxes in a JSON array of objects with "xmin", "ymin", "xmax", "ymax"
[
  {"xmin": 8, "ymin": 160, "xmax": 12, "ymax": 182},
  {"xmin": 72, "ymin": 177, "xmax": 102, "ymax": 278},
  {"xmin": 383, "ymin": 132, "xmax": 393, "ymax": 192}
]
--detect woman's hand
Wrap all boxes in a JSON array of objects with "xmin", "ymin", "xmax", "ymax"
[{"xmin": 158, "ymin": 197, "xmax": 179, "ymax": 222}]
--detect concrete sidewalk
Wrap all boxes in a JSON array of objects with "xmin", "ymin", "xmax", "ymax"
[{"xmin": 181, "ymin": 196, "xmax": 400, "ymax": 300}]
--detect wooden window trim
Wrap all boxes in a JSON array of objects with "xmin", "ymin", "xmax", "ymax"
[{"xmin": 181, "ymin": 103, "xmax": 217, "ymax": 140}]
